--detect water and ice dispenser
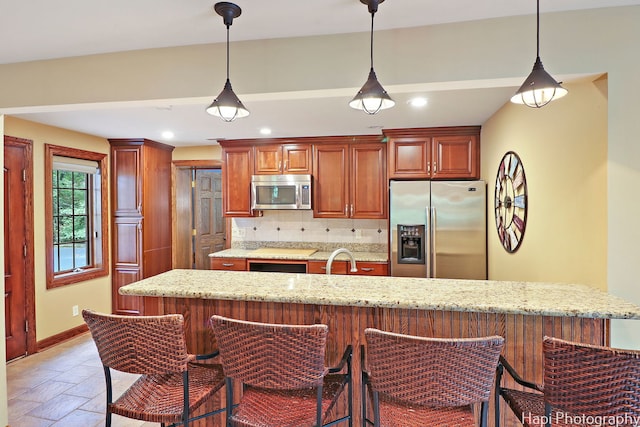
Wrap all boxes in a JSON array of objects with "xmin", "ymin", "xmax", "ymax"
[{"xmin": 397, "ymin": 225, "xmax": 425, "ymax": 264}]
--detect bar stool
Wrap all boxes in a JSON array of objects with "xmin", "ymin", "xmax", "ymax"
[
  {"xmin": 496, "ymin": 336, "xmax": 640, "ymax": 427},
  {"xmin": 210, "ymin": 314, "xmax": 353, "ymax": 427},
  {"xmin": 82, "ymin": 309, "xmax": 226, "ymax": 427},
  {"xmin": 362, "ymin": 328, "xmax": 504, "ymax": 427}
]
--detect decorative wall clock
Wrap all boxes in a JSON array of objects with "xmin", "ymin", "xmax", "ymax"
[{"xmin": 495, "ymin": 151, "xmax": 528, "ymax": 253}]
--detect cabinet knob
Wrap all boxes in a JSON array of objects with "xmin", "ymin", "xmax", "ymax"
[
  {"xmin": 222, "ymin": 263, "xmax": 234, "ymax": 267},
  {"xmin": 361, "ymin": 267, "xmax": 374, "ymax": 272}
]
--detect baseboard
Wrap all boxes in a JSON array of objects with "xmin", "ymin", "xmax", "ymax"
[{"xmin": 36, "ymin": 323, "xmax": 89, "ymax": 352}]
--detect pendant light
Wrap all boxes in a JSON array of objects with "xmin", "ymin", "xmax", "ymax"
[
  {"xmin": 511, "ymin": 0, "xmax": 567, "ymax": 108},
  {"xmin": 349, "ymin": 0, "xmax": 395, "ymax": 115},
  {"xmin": 206, "ymin": 2, "xmax": 249, "ymax": 122}
]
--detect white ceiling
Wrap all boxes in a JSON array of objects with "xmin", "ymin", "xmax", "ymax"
[{"xmin": 2, "ymin": 0, "xmax": 638, "ymax": 146}]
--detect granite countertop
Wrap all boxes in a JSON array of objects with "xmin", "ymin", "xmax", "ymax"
[
  {"xmin": 120, "ymin": 269, "xmax": 640, "ymax": 319},
  {"xmin": 209, "ymin": 248, "xmax": 388, "ymax": 263}
]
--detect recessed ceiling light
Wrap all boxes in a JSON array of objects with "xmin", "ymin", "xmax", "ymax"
[
  {"xmin": 161, "ymin": 131, "xmax": 175, "ymax": 139},
  {"xmin": 408, "ymin": 97, "xmax": 428, "ymax": 108},
  {"xmin": 259, "ymin": 128, "xmax": 272, "ymax": 135}
]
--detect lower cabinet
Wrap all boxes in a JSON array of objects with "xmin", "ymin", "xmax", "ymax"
[{"xmin": 211, "ymin": 257, "xmax": 389, "ymax": 276}]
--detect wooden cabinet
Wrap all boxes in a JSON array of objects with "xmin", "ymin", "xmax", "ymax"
[
  {"xmin": 385, "ymin": 127, "xmax": 480, "ymax": 179},
  {"xmin": 109, "ymin": 139, "xmax": 174, "ymax": 315},
  {"xmin": 254, "ymin": 143, "xmax": 312, "ymax": 174},
  {"xmin": 210, "ymin": 257, "xmax": 247, "ymax": 271},
  {"xmin": 313, "ymin": 137, "xmax": 386, "ymax": 219},
  {"xmin": 221, "ymin": 145, "xmax": 254, "ymax": 217},
  {"xmin": 308, "ymin": 260, "xmax": 388, "ymax": 275},
  {"xmin": 349, "ymin": 262, "xmax": 388, "ymax": 276}
]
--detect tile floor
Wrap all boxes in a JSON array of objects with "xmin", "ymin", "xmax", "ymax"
[{"xmin": 7, "ymin": 333, "xmax": 157, "ymax": 427}]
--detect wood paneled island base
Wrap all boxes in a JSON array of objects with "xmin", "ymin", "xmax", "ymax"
[
  {"xmin": 121, "ymin": 270, "xmax": 640, "ymax": 427},
  {"xmin": 147, "ymin": 296, "xmax": 607, "ymax": 427}
]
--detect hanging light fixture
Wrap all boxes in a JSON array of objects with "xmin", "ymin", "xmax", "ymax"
[
  {"xmin": 511, "ymin": 0, "xmax": 567, "ymax": 108},
  {"xmin": 206, "ymin": 2, "xmax": 249, "ymax": 122},
  {"xmin": 349, "ymin": 0, "xmax": 395, "ymax": 115}
]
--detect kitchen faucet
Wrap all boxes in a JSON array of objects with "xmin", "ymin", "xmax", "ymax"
[{"xmin": 325, "ymin": 248, "xmax": 358, "ymax": 275}]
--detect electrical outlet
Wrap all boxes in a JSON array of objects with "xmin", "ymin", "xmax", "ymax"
[
  {"xmin": 72, "ymin": 305, "xmax": 79, "ymax": 317},
  {"xmin": 355, "ymin": 229, "xmax": 362, "ymax": 239}
]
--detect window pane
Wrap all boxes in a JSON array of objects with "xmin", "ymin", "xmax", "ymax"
[
  {"xmin": 57, "ymin": 244, "xmax": 74, "ymax": 271},
  {"xmin": 74, "ymin": 216, "xmax": 87, "ymax": 241},
  {"xmin": 58, "ymin": 216, "xmax": 74, "ymax": 243},
  {"xmin": 73, "ymin": 189, "xmax": 87, "ymax": 215},
  {"xmin": 58, "ymin": 189, "xmax": 73, "ymax": 215},
  {"xmin": 57, "ymin": 170, "xmax": 73, "ymax": 188},
  {"xmin": 73, "ymin": 172, "xmax": 87, "ymax": 189},
  {"xmin": 53, "ymin": 216, "xmax": 59, "ymax": 244},
  {"xmin": 74, "ymin": 242, "xmax": 88, "ymax": 268}
]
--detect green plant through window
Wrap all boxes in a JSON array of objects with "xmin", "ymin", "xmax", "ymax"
[{"xmin": 52, "ymin": 169, "xmax": 92, "ymax": 273}]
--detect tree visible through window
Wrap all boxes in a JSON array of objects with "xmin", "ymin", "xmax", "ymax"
[{"xmin": 45, "ymin": 144, "xmax": 109, "ymax": 288}]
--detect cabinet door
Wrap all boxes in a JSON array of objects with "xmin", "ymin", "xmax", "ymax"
[
  {"xmin": 222, "ymin": 146, "xmax": 254, "ymax": 216},
  {"xmin": 210, "ymin": 257, "xmax": 247, "ymax": 271},
  {"xmin": 432, "ymin": 135, "xmax": 479, "ymax": 179},
  {"xmin": 349, "ymin": 262, "xmax": 388, "ymax": 276},
  {"xmin": 387, "ymin": 137, "xmax": 430, "ymax": 179},
  {"xmin": 254, "ymin": 145, "xmax": 282, "ymax": 174},
  {"xmin": 112, "ymin": 217, "xmax": 143, "ymax": 315},
  {"xmin": 282, "ymin": 144, "xmax": 312, "ymax": 174},
  {"xmin": 111, "ymin": 146, "xmax": 142, "ymax": 216},
  {"xmin": 351, "ymin": 144, "xmax": 387, "ymax": 219},
  {"xmin": 308, "ymin": 260, "xmax": 348, "ymax": 275},
  {"xmin": 313, "ymin": 144, "xmax": 349, "ymax": 218}
]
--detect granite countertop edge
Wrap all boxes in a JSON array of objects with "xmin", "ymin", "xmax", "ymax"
[{"xmin": 119, "ymin": 269, "xmax": 640, "ymax": 320}]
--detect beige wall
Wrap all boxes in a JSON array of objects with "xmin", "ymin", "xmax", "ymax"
[
  {"xmin": 481, "ymin": 80, "xmax": 608, "ymax": 289},
  {"xmin": 172, "ymin": 145, "xmax": 221, "ymax": 162},
  {"xmin": 4, "ymin": 117, "xmax": 112, "ymax": 341},
  {"xmin": 0, "ymin": 115, "xmax": 7, "ymax": 425}
]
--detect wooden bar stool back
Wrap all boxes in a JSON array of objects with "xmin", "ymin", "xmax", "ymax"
[
  {"xmin": 210, "ymin": 314, "xmax": 353, "ymax": 427},
  {"xmin": 363, "ymin": 328, "xmax": 504, "ymax": 427},
  {"xmin": 497, "ymin": 336, "xmax": 640, "ymax": 427},
  {"xmin": 82, "ymin": 309, "xmax": 225, "ymax": 427}
]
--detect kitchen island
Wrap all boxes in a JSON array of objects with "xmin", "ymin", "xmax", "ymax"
[{"xmin": 120, "ymin": 269, "xmax": 640, "ymax": 427}]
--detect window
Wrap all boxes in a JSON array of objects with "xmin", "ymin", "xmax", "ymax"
[{"xmin": 45, "ymin": 144, "xmax": 109, "ymax": 288}]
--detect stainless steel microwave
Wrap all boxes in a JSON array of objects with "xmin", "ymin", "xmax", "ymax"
[{"xmin": 251, "ymin": 174, "xmax": 312, "ymax": 210}]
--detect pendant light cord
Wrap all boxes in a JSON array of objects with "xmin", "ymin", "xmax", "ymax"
[
  {"xmin": 536, "ymin": 0, "xmax": 540, "ymax": 59},
  {"xmin": 226, "ymin": 25, "xmax": 230, "ymax": 81},
  {"xmin": 370, "ymin": 11, "xmax": 375, "ymax": 70}
]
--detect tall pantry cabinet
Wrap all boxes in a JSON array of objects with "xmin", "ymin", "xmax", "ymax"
[{"xmin": 109, "ymin": 138, "xmax": 174, "ymax": 315}]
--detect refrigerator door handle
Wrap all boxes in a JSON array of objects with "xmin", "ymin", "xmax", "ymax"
[
  {"xmin": 425, "ymin": 207, "xmax": 431, "ymax": 278},
  {"xmin": 431, "ymin": 206, "xmax": 437, "ymax": 278}
]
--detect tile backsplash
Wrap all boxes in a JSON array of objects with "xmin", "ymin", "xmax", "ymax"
[{"xmin": 232, "ymin": 210, "xmax": 388, "ymax": 251}]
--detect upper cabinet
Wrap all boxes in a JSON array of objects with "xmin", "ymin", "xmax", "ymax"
[
  {"xmin": 384, "ymin": 126, "xmax": 480, "ymax": 180},
  {"xmin": 221, "ymin": 144, "xmax": 254, "ymax": 217},
  {"xmin": 313, "ymin": 136, "xmax": 386, "ymax": 219},
  {"xmin": 254, "ymin": 143, "xmax": 312, "ymax": 174}
]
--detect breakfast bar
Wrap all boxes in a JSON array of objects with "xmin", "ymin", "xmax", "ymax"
[{"xmin": 120, "ymin": 269, "xmax": 640, "ymax": 427}]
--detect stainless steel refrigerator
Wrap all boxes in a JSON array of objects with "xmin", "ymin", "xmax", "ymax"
[{"xmin": 389, "ymin": 180, "xmax": 487, "ymax": 279}]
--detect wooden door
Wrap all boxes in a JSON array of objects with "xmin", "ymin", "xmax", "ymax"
[
  {"xmin": 282, "ymin": 143, "xmax": 312, "ymax": 174},
  {"xmin": 313, "ymin": 144, "xmax": 349, "ymax": 218},
  {"xmin": 387, "ymin": 137, "xmax": 431, "ymax": 179},
  {"xmin": 431, "ymin": 134, "xmax": 479, "ymax": 179},
  {"xmin": 4, "ymin": 137, "xmax": 35, "ymax": 360},
  {"xmin": 222, "ymin": 146, "xmax": 253, "ymax": 216},
  {"xmin": 194, "ymin": 170, "xmax": 225, "ymax": 269},
  {"xmin": 110, "ymin": 146, "xmax": 142, "ymax": 216},
  {"xmin": 350, "ymin": 143, "xmax": 387, "ymax": 218},
  {"xmin": 254, "ymin": 145, "xmax": 282, "ymax": 174},
  {"xmin": 112, "ymin": 217, "xmax": 143, "ymax": 315}
]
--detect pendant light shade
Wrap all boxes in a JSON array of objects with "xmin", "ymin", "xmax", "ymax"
[
  {"xmin": 349, "ymin": 0, "xmax": 394, "ymax": 115},
  {"xmin": 511, "ymin": 0, "xmax": 567, "ymax": 108},
  {"xmin": 206, "ymin": 2, "xmax": 249, "ymax": 122}
]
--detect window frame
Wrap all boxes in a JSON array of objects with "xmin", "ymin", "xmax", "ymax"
[{"xmin": 45, "ymin": 144, "xmax": 109, "ymax": 288}]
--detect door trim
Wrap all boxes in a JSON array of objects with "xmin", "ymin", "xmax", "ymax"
[{"xmin": 4, "ymin": 135, "xmax": 37, "ymax": 356}]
